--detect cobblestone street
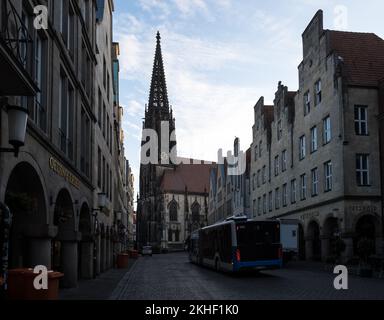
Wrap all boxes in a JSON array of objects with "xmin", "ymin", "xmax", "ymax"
[{"xmin": 110, "ymin": 253, "xmax": 384, "ymax": 300}]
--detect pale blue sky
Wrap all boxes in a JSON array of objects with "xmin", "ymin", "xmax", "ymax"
[{"xmin": 112, "ymin": 0, "xmax": 384, "ymax": 203}]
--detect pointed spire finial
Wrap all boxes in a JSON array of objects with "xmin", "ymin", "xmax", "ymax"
[{"xmin": 156, "ymin": 31, "xmax": 161, "ymax": 43}]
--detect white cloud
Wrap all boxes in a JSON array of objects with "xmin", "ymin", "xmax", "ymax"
[{"xmin": 125, "ymin": 100, "xmax": 144, "ymax": 117}]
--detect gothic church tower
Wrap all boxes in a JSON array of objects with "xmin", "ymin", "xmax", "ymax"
[{"xmin": 138, "ymin": 32, "xmax": 177, "ymax": 249}]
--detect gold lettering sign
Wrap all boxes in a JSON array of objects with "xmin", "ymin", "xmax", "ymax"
[{"xmin": 49, "ymin": 157, "xmax": 81, "ymax": 189}]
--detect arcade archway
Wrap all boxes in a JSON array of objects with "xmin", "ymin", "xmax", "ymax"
[
  {"xmin": 354, "ymin": 215, "xmax": 376, "ymax": 256},
  {"xmin": 5, "ymin": 162, "xmax": 47, "ymax": 268}
]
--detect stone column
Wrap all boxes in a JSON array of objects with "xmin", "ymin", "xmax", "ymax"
[
  {"xmin": 61, "ymin": 241, "xmax": 78, "ymax": 288},
  {"xmin": 342, "ymin": 237, "xmax": 354, "ymax": 261},
  {"xmin": 95, "ymin": 235, "xmax": 101, "ymax": 276},
  {"xmin": 376, "ymin": 237, "xmax": 383, "ymax": 256},
  {"xmin": 100, "ymin": 235, "xmax": 106, "ymax": 272},
  {"xmin": 27, "ymin": 238, "xmax": 52, "ymax": 270},
  {"xmin": 305, "ymin": 238, "xmax": 313, "ymax": 261},
  {"xmin": 321, "ymin": 236, "xmax": 330, "ymax": 262},
  {"xmin": 80, "ymin": 241, "xmax": 94, "ymax": 279}
]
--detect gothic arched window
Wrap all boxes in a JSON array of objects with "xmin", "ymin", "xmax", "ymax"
[
  {"xmin": 169, "ymin": 201, "xmax": 178, "ymax": 222},
  {"xmin": 192, "ymin": 202, "xmax": 200, "ymax": 222}
]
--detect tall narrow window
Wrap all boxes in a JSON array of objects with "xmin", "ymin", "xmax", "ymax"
[
  {"xmin": 97, "ymin": 147, "xmax": 101, "ymax": 188},
  {"xmin": 262, "ymin": 166, "xmax": 266, "ymax": 184},
  {"xmin": 59, "ymin": 74, "xmax": 74, "ymax": 160},
  {"xmin": 311, "ymin": 126, "xmax": 318, "ymax": 153},
  {"xmin": 81, "ymin": 108, "xmax": 91, "ymax": 177},
  {"xmin": 323, "ymin": 116, "xmax": 331, "ymax": 144},
  {"xmin": 257, "ymin": 197, "xmax": 262, "ymax": 216},
  {"xmin": 98, "ymin": 89, "xmax": 102, "ymax": 127},
  {"xmin": 354, "ymin": 106, "xmax": 368, "ymax": 135},
  {"xmin": 304, "ymin": 91, "xmax": 310, "ymax": 115},
  {"xmin": 103, "ymin": 103, "xmax": 106, "ymax": 137},
  {"xmin": 169, "ymin": 201, "xmax": 178, "ymax": 222},
  {"xmin": 263, "ymin": 194, "xmax": 267, "ymax": 214},
  {"xmin": 275, "ymin": 188, "xmax": 280, "ymax": 210},
  {"xmin": 291, "ymin": 179, "xmax": 297, "ymax": 204},
  {"xmin": 311, "ymin": 168, "xmax": 319, "ymax": 196},
  {"xmin": 268, "ymin": 191, "xmax": 273, "ymax": 212},
  {"xmin": 259, "ymin": 141, "xmax": 262, "ymax": 157},
  {"xmin": 277, "ymin": 120, "xmax": 282, "ymax": 140},
  {"xmin": 282, "ymin": 150, "xmax": 287, "ymax": 172},
  {"xmin": 300, "ymin": 174, "xmax": 307, "ymax": 200},
  {"xmin": 257, "ymin": 170, "xmax": 261, "ymax": 188},
  {"xmin": 324, "ymin": 161, "xmax": 332, "ymax": 192},
  {"xmin": 299, "ymin": 135, "xmax": 306, "ymax": 160},
  {"xmin": 274, "ymin": 155, "xmax": 279, "ymax": 176},
  {"xmin": 356, "ymin": 154, "xmax": 370, "ymax": 186},
  {"xmin": 102, "ymin": 157, "xmax": 106, "ymax": 193},
  {"xmin": 34, "ymin": 32, "xmax": 47, "ymax": 132},
  {"xmin": 103, "ymin": 56, "xmax": 107, "ymax": 89},
  {"xmin": 282, "ymin": 184, "xmax": 288, "ymax": 207},
  {"xmin": 315, "ymin": 80, "xmax": 322, "ymax": 105}
]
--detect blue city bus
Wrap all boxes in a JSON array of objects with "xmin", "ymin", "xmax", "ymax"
[{"xmin": 189, "ymin": 217, "xmax": 283, "ymax": 272}]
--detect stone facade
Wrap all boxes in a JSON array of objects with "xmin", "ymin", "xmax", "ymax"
[
  {"xmin": 0, "ymin": 0, "xmax": 132, "ymax": 288},
  {"xmin": 208, "ymin": 139, "xmax": 251, "ymax": 225},
  {"xmin": 250, "ymin": 10, "xmax": 384, "ymax": 262}
]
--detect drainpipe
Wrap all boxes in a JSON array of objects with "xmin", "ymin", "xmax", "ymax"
[{"xmin": 0, "ymin": 202, "xmax": 12, "ymax": 298}]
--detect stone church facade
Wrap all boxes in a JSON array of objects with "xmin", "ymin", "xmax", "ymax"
[{"xmin": 137, "ymin": 33, "xmax": 213, "ymax": 252}]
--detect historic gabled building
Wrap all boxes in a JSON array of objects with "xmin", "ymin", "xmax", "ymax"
[
  {"xmin": 250, "ymin": 10, "xmax": 384, "ymax": 262},
  {"xmin": 208, "ymin": 139, "xmax": 251, "ymax": 225},
  {"xmin": 138, "ymin": 33, "xmax": 213, "ymax": 252}
]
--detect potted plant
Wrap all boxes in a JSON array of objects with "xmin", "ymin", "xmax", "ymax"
[{"xmin": 357, "ymin": 238, "xmax": 375, "ymax": 278}]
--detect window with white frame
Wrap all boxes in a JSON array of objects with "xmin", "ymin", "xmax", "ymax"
[
  {"xmin": 299, "ymin": 135, "xmax": 306, "ymax": 160},
  {"xmin": 268, "ymin": 191, "xmax": 273, "ymax": 212},
  {"xmin": 275, "ymin": 188, "xmax": 280, "ymax": 209},
  {"xmin": 323, "ymin": 116, "xmax": 331, "ymax": 144},
  {"xmin": 274, "ymin": 155, "xmax": 279, "ymax": 176},
  {"xmin": 300, "ymin": 174, "xmax": 307, "ymax": 200},
  {"xmin": 304, "ymin": 91, "xmax": 310, "ymax": 115},
  {"xmin": 356, "ymin": 154, "xmax": 370, "ymax": 186},
  {"xmin": 282, "ymin": 184, "xmax": 288, "ymax": 207},
  {"xmin": 324, "ymin": 161, "xmax": 332, "ymax": 191},
  {"xmin": 354, "ymin": 105, "xmax": 368, "ymax": 135},
  {"xmin": 291, "ymin": 179, "xmax": 297, "ymax": 203},
  {"xmin": 311, "ymin": 168, "xmax": 319, "ymax": 196},
  {"xmin": 311, "ymin": 126, "xmax": 318, "ymax": 153},
  {"xmin": 282, "ymin": 150, "xmax": 287, "ymax": 172},
  {"xmin": 315, "ymin": 80, "xmax": 322, "ymax": 105}
]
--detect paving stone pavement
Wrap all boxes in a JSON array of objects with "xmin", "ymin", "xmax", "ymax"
[
  {"xmin": 59, "ymin": 258, "xmax": 137, "ymax": 300},
  {"xmin": 110, "ymin": 252, "xmax": 384, "ymax": 300}
]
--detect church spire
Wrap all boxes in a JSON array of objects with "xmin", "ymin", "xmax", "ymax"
[{"xmin": 148, "ymin": 31, "xmax": 169, "ymax": 110}]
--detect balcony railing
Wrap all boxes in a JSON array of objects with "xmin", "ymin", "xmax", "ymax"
[{"xmin": 1, "ymin": 0, "xmax": 33, "ymax": 70}]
